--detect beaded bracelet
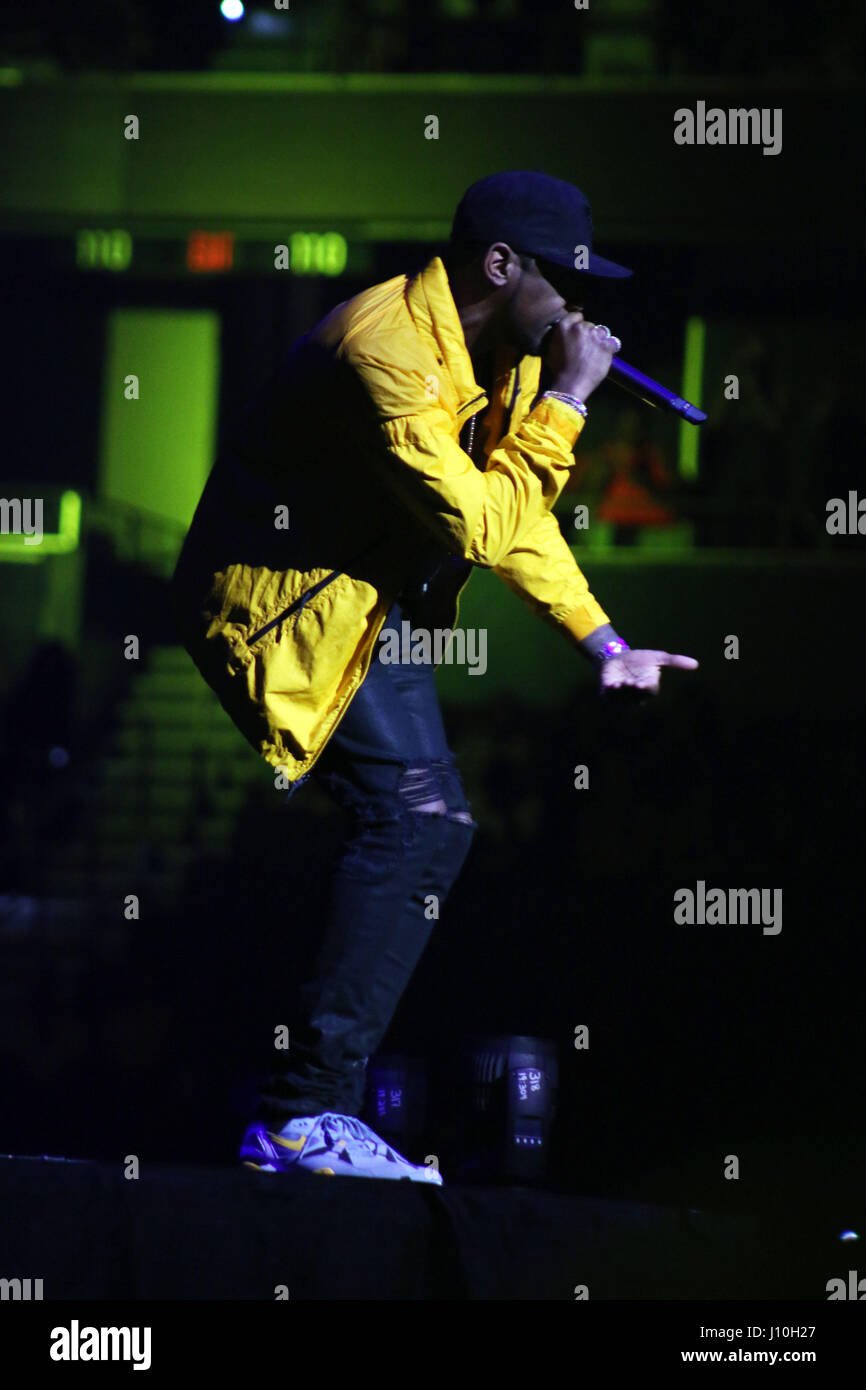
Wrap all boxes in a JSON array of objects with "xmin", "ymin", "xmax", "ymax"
[{"xmin": 541, "ymin": 390, "xmax": 588, "ymax": 419}]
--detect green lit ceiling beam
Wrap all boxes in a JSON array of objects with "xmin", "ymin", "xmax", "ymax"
[{"xmin": 4, "ymin": 72, "xmax": 826, "ymax": 94}]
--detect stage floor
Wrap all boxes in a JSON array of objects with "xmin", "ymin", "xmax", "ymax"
[{"xmin": 0, "ymin": 1153, "xmax": 847, "ymax": 1300}]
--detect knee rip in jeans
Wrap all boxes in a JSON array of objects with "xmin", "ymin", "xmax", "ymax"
[
  {"xmin": 397, "ymin": 760, "xmax": 474, "ymax": 827},
  {"xmin": 329, "ymin": 764, "xmax": 476, "ymax": 885}
]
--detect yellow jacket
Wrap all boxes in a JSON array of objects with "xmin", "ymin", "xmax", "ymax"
[{"xmin": 170, "ymin": 254, "xmax": 610, "ymax": 781}]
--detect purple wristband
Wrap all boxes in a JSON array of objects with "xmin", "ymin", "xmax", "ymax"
[{"xmin": 599, "ymin": 639, "xmax": 631, "ymax": 661}]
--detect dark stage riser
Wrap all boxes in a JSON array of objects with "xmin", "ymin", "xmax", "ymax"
[{"xmin": 0, "ymin": 1156, "xmax": 836, "ymax": 1301}]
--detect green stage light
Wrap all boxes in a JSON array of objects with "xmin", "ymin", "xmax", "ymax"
[
  {"xmin": 678, "ymin": 316, "xmax": 705, "ymax": 480},
  {"xmin": 289, "ymin": 231, "xmax": 347, "ymax": 276},
  {"xmin": 76, "ymin": 229, "xmax": 133, "ymax": 272}
]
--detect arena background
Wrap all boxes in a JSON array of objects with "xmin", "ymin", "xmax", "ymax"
[{"xmin": 1, "ymin": 0, "xmax": 864, "ymax": 1242}]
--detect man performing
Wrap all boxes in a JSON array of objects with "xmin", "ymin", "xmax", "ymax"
[{"xmin": 170, "ymin": 171, "xmax": 698, "ymax": 1185}]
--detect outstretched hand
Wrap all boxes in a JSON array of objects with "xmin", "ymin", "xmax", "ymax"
[{"xmin": 598, "ymin": 649, "xmax": 699, "ymax": 698}]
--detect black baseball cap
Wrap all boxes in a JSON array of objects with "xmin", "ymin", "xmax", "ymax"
[{"xmin": 450, "ymin": 170, "xmax": 632, "ymax": 279}]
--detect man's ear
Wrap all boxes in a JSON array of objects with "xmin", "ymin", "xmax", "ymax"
[{"xmin": 482, "ymin": 242, "xmax": 518, "ymax": 289}]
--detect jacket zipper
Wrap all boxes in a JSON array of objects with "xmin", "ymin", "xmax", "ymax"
[
  {"xmin": 247, "ymin": 567, "xmax": 341, "ymax": 644},
  {"xmin": 246, "ymin": 534, "xmax": 389, "ymax": 645}
]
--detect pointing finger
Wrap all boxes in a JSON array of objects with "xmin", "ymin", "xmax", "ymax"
[{"xmin": 659, "ymin": 653, "xmax": 699, "ymax": 669}]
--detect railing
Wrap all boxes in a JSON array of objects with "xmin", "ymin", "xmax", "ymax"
[{"xmin": 85, "ymin": 496, "xmax": 187, "ymax": 579}]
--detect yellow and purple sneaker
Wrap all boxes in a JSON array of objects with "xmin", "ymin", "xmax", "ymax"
[{"xmin": 240, "ymin": 1112, "xmax": 443, "ymax": 1184}]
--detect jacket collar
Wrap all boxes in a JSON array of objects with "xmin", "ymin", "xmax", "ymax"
[
  {"xmin": 405, "ymin": 255, "xmax": 542, "ymax": 435},
  {"xmin": 406, "ymin": 255, "xmax": 491, "ymax": 421}
]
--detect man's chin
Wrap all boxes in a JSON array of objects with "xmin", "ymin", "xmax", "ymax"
[
  {"xmin": 531, "ymin": 325, "xmax": 554, "ymax": 358},
  {"xmin": 513, "ymin": 329, "xmax": 545, "ymax": 358},
  {"xmin": 504, "ymin": 327, "xmax": 548, "ymax": 358}
]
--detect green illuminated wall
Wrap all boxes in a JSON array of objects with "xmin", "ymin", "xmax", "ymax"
[
  {"xmin": 98, "ymin": 309, "xmax": 219, "ymax": 527},
  {"xmin": 0, "ymin": 75, "xmax": 860, "ymax": 249}
]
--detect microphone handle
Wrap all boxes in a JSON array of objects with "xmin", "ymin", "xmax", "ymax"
[{"xmin": 607, "ymin": 356, "xmax": 707, "ymax": 425}]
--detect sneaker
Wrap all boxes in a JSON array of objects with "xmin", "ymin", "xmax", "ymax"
[{"xmin": 240, "ymin": 1111, "xmax": 443, "ymax": 1184}]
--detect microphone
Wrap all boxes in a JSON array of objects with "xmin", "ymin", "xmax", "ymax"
[
  {"xmin": 540, "ymin": 321, "xmax": 707, "ymax": 425},
  {"xmin": 608, "ymin": 356, "xmax": 707, "ymax": 425}
]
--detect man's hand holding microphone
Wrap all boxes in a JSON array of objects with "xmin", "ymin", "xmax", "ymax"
[{"xmin": 543, "ymin": 308, "xmax": 622, "ymax": 405}]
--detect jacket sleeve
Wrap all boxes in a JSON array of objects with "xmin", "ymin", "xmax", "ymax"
[
  {"xmin": 353, "ymin": 356, "xmax": 588, "ymax": 568},
  {"xmin": 492, "ymin": 508, "xmax": 611, "ymax": 641}
]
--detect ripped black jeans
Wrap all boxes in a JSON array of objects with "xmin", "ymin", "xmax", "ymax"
[{"xmin": 253, "ymin": 595, "xmax": 478, "ymax": 1125}]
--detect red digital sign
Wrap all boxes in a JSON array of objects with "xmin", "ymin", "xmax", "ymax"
[{"xmin": 186, "ymin": 231, "xmax": 234, "ymax": 273}]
